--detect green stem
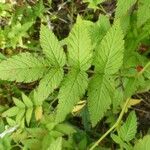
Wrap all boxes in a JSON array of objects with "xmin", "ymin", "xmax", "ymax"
[
  {"xmin": 137, "ymin": 61, "xmax": 150, "ymax": 77},
  {"xmin": 99, "ymin": 5, "xmax": 107, "ymax": 14},
  {"xmin": 89, "ymin": 98, "xmax": 131, "ymax": 150}
]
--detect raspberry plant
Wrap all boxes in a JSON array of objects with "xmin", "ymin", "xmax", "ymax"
[{"xmin": 0, "ymin": 0, "xmax": 150, "ymax": 149}]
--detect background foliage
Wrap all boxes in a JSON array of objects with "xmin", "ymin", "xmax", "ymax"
[{"xmin": 0, "ymin": 0, "xmax": 150, "ymax": 149}]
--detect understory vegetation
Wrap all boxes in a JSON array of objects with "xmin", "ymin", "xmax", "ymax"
[{"xmin": 0, "ymin": 0, "xmax": 150, "ymax": 149}]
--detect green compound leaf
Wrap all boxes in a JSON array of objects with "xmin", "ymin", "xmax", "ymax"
[
  {"xmin": 67, "ymin": 16, "xmax": 92, "ymax": 71},
  {"xmin": 48, "ymin": 137, "xmax": 62, "ymax": 150},
  {"xmin": 134, "ymin": 135, "xmax": 150, "ymax": 150},
  {"xmin": 83, "ymin": 0, "xmax": 106, "ymax": 10},
  {"xmin": 34, "ymin": 68, "xmax": 64, "ymax": 104},
  {"xmin": 94, "ymin": 21, "xmax": 124, "ymax": 75},
  {"xmin": 137, "ymin": 0, "xmax": 150, "ymax": 27},
  {"xmin": 90, "ymin": 15, "xmax": 111, "ymax": 49},
  {"xmin": 118, "ymin": 111, "xmax": 137, "ymax": 142},
  {"xmin": 26, "ymin": 108, "xmax": 33, "ymax": 126},
  {"xmin": 2, "ymin": 107, "xmax": 19, "ymax": 117},
  {"xmin": 22, "ymin": 93, "xmax": 33, "ymax": 108},
  {"xmin": 16, "ymin": 108, "xmax": 25, "ymax": 124},
  {"xmin": 115, "ymin": 0, "xmax": 136, "ymax": 19},
  {"xmin": 0, "ymin": 52, "xmax": 49, "ymax": 82},
  {"xmin": 88, "ymin": 74, "xmax": 114, "ymax": 126},
  {"xmin": 13, "ymin": 97, "xmax": 25, "ymax": 108},
  {"xmin": 56, "ymin": 70, "xmax": 88, "ymax": 123},
  {"xmin": 40, "ymin": 25, "xmax": 66, "ymax": 67},
  {"xmin": 88, "ymin": 20, "xmax": 124, "ymax": 126}
]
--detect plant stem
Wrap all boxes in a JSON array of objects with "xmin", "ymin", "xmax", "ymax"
[
  {"xmin": 137, "ymin": 61, "xmax": 150, "ymax": 77},
  {"xmin": 89, "ymin": 98, "xmax": 131, "ymax": 150},
  {"xmin": 99, "ymin": 5, "xmax": 107, "ymax": 14}
]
